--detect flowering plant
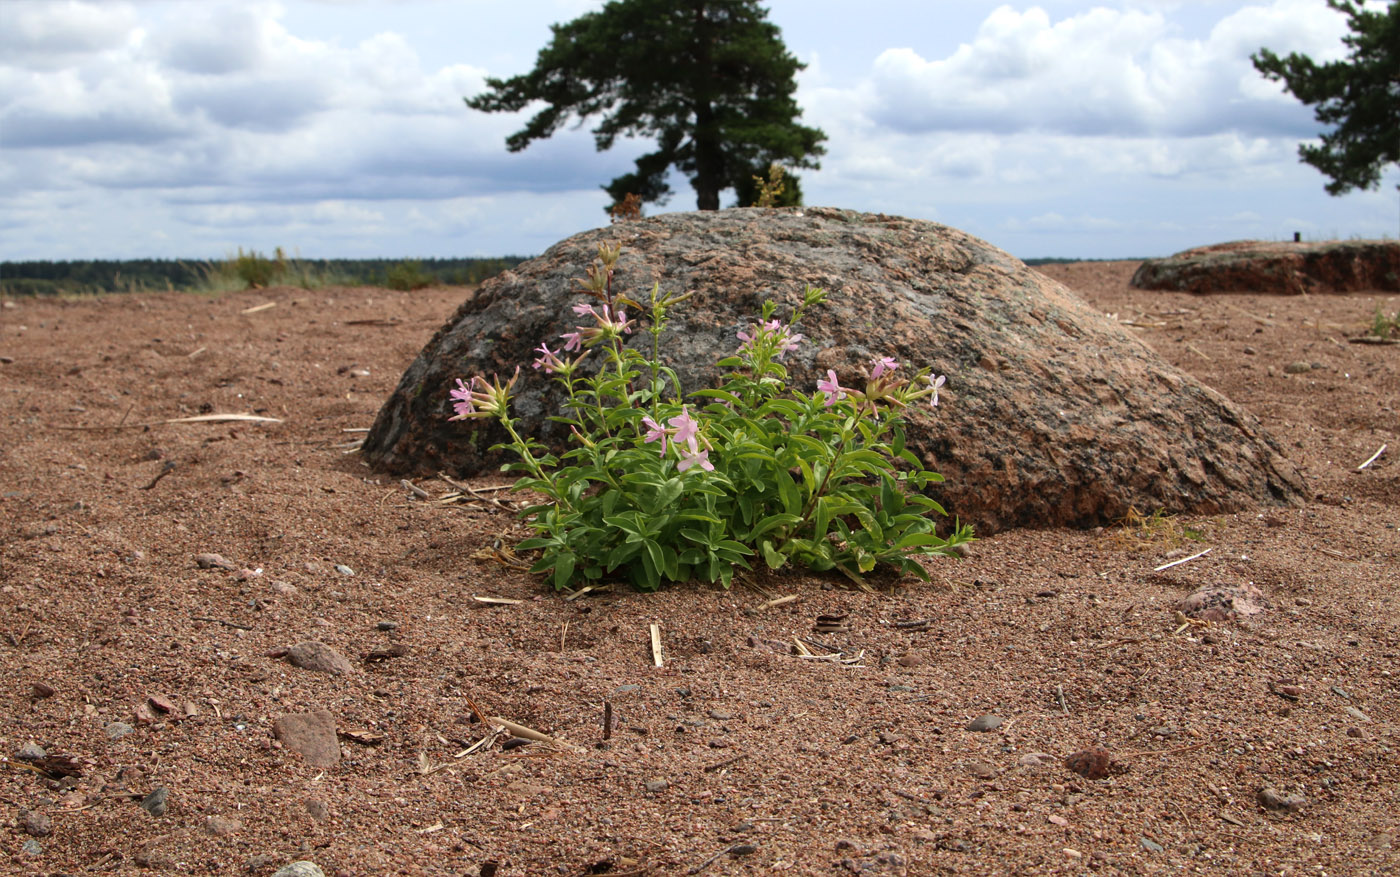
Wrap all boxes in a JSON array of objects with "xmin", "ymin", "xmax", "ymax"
[{"xmin": 450, "ymin": 243, "xmax": 972, "ymax": 591}]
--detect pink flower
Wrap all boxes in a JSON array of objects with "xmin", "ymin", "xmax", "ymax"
[
  {"xmin": 560, "ymin": 331, "xmax": 582, "ymax": 352},
  {"xmin": 678, "ymin": 446, "xmax": 714, "ymax": 472},
  {"xmin": 571, "ymin": 302, "xmax": 596, "ymax": 317},
  {"xmin": 449, "ymin": 378, "xmax": 476, "ymax": 418},
  {"xmin": 777, "ymin": 330, "xmax": 804, "ymax": 359},
  {"xmin": 667, "ymin": 407, "xmax": 699, "ymax": 448},
  {"xmin": 816, "ymin": 369, "xmax": 848, "ymax": 406},
  {"xmin": 927, "ymin": 374, "xmax": 946, "ymax": 407},
  {"xmin": 641, "ymin": 415, "xmax": 668, "ymax": 455},
  {"xmin": 532, "ymin": 342, "xmax": 565, "ymax": 374},
  {"xmin": 870, "ymin": 356, "xmax": 899, "ymax": 379}
]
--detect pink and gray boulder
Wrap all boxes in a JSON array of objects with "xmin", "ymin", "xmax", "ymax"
[{"xmin": 361, "ymin": 208, "xmax": 1306, "ymax": 533}]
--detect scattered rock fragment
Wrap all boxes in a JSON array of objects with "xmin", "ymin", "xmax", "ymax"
[
  {"xmin": 304, "ymin": 799, "xmax": 330, "ymax": 821},
  {"xmin": 1258, "ymin": 786, "xmax": 1307, "ymax": 813},
  {"xmin": 964, "ymin": 761, "xmax": 997, "ymax": 779},
  {"xmin": 19, "ymin": 809, "xmax": 52, "ymax": 837},
  {"xmin": 194, "ymin": 553, "xmax": 237, "ymax": 570},
  {"xmin": 965, "ymin": 714, "xmax": 1003, "ymax": 732},
  {"xmin": 1284, "ymin": 361, "xmax": 1312, "ymax": 375},
  {"xmin": 273, "ymin": 710, "xmax": 341, "ymax": 767},
  {"xmin": 279, "ymin": 641, "xmax": 356, "ymax": 675},
  {"xmin": 204, "ymin": 815, "xmax": 242, "ymax": 837},
  {"xmin": 644, "ymin": 779, "xmax": 669, "ymax": 793},
  {"xmin": 334, "ymin": 564, "xmax": 354, "ymax": 576},
  {"xmin": 271, "ymin": 862, "xmax": 327, "ymax": 877},
  {"xmin": 1064, "ymin": 747, "xmax": 1112, "ymax": 780},
  {"xmin": 140, "ymin": 786, "xmax": 169, "ymax": 817},
  {"xmin": 1176, "ymin": 582, "xmax": 1270, "ymax": 622},
  {"xmin": 104, "ymin": 722, "xmax": 135, "ymax": 741},
  {"xmin": 1344, "ymin": 706, "xmax": 1371, "ymax": 723},
  {"xmin": 21, "ymin": 839, "xmax": 42, "ymax": 857},
  {"xmin": 16, "ymin": 742, "xmax": 47, "ymax": 762},
  {"xmin": 30, "ymin": 682, "xmax": 55, "ymax": 699}
]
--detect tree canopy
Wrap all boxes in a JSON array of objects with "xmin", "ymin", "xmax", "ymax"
[
  {"xmin": 466, "ymin": 0, "xmax": 826, "ymax": 212},
  {"xmin": 1251, "ymin": 0, "xmax": 1399, "ymax": 195}
]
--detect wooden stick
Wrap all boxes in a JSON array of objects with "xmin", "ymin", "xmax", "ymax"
[
  {"xmin": 650, "ymin": 623, "xmax": 663, "ymax": 668},
  {"xmin": 1153, "ymin": 548, "xmax": 1211, "ymax": 572},
  {"xmin": 487, "ymin": 717, "xmax": 554, "ymax": 744},
  {"xmin": 603, "ymin": 701, "xmax": 612, "ymax": 741},
  {"xmin": 240, "ymin": 302, "xmax": 277, "ymax": 314},
  {"xmin": 401, "ymin": 479, "xmax": 430, "ymax": 499},
  {"xmin": 702, "ymin": 753, "xmax": 748, "ymax": 773},
  {"xmin": 1357, "ymin": 443, "xmax": 1386, "ymax": 471},
  {"xmin": 164, "ymin": 413, "xmax": 282, "ymax": 424},
  {"xmin": 755, "ymin": 594, "xmax": 797, "ymax": 610}
]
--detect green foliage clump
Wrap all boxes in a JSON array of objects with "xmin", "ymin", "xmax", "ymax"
[
  {"xmin": 450, "ymin": 244, "xmax": 971, "ymax": 592},
  {"xmin": 467, "ymin": 0, "xmax": 826, "ymax": 212},
  {"xmin": 1252, "ymin": 0, "xmax": 1399, "ymax": 195},
  {"xmin": 384, "ymin": 260, "xmax": 435, "ymax": 291},
  {"xmin": 1369, "ymin": 307, "xmax": 1400, "ymax": 339}
]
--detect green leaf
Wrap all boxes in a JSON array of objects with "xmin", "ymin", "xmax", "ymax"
[
  {"xmin": 552, "ymin": 553, "xmax": 576, "ymax": 589},
  {"xmin": 761, "ymin": 540, "xmax": 786, "ymax": 570}
]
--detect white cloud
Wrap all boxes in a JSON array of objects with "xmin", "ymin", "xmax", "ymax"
[{"xmin": 861, "ymin": 0, "xmax": 1350, "ymax": 138}]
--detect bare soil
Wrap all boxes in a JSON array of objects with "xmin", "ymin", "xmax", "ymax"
[{"xmin": 1, "ymin": 261, "xmax": 1396, "ymax": 876}]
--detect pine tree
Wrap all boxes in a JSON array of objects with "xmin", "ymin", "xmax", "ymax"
[
  {"xmin": 467, "ymin": 0, "xmax": 826, "ymax": 212},
  {"xmin": 1252, "ymin": 0, "xmax": 1399, "ymax": 195}
]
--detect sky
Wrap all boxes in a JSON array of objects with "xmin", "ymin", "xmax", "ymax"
[{"xmin": 1, "ymin": 0, "xmax": 1396, "ymax": 262}]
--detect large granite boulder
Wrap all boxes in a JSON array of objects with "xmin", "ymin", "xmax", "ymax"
[
  {"xmin": 363, "ymin": 208, "xmax": 1306, "ymax": 533},
  {"xmin": 1131, "ymin": 239, "xmax": 1400, "ymax": 295}
]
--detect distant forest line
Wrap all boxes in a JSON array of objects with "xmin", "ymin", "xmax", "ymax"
[
  {"xmin": 0, "ymin": 254, "xmax": 1129, "ymax": 298},
  {"xmin": 0, "ymin": 256, "xmax": 528, "ymax": 297}
]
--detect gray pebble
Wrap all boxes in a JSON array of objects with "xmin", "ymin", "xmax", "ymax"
[
  {"xmin": 16, "ymin": 742, "xmax": 47, "ymax": 762},
  {"xmin": 375, "ymin": 621, "xmax": 398, "ymax": 631},
  {"xmin": 1140, "ymin": 838, "xmax": 1164, "ymax": 852},
  {"xmin": 708, "ymin": 710, "xmax": 734, "ymax": 721},
  {"xmin": 965, "ymin": 714, "xmax": 1004, "ymax": 732},
  {"xmin": 21, "ymin": 839, "xmax": 42, "ymax": 856},
  {"xmin": 334, "ymin": 564, "xmax": 354, "ymax": 576},
  {"xmin": 105, "ymin": 721, "xmax": 135, "ymax": 741},
  {"xmin": 140, "ymin": 786, "xmax": 169, "ymax": 817},
  {"xmin": 1344, "ymin": 706, "xmax": 1371, "ymax": 722},
  {"xmin": 644, "ymin": 779, "xmax": 669, "ymax": 793},
  {"xmin": 271, "ymin": 862, "xmax": 327, "ymax": 877},
  {"xmin": 1283, "ymin": 361, "xmax": 1312, "ymax": 374}
]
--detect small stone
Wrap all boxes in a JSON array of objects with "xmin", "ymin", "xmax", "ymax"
[
  {"xmin": 21, "ymin": 839, "xmax": 42, "ymax": 856},
  {"xmin": 1140, "ymin": 838, "xmax": 1164, "ymax": 852},
  {"xmin": 334, "ymin": 564, "xmax": 354, "ymax": 576},
  {"xmin": 19, "ymin": 809, "xmax": 52, "ymax": 837},
  {"xmin": 270, "ymin": 581, "xmax": 299, "ymax": 597},
  {"xmin": 284, "ymin": 641, "xmax": 356, "ymax": 675},
  {"xmin": 194, "ymin": 553, "xmax": 237, "ymax": 570},
  {"xmin": 501, "ymin": 737, "xmax": 531, "ymax": 751},
  {"xmin": 1064, "ymin": 747, "xmax": 1112, "ymax": 780},
  {"xmin": 965, "ymin": 761, "xmax": 997, "ymax": 779},
  {"xmin": 1242, "ymin": 346, "xmax": 1257, "ymax": 355},
  {"xmin": 105, "ymin": 721, "xmax": 135, "ymax": 740},
  {"xmin": 729, "ymin": 844, "xmax": 758, "ymax": 857},
  {"xmin": 1283, "ymin": 361, "xmax": 1312, "ymax": 375},
  {"xmin": 148, "ymin": 694, "xmax": 176, "ymax": 714},
  {"xmin": 1347, "ymin": 727, "xmax": 1364, "ymax": 739},
  {"xmin": 1344, "ymin": 706, "xmax": 1371, "ymax": 723},
  {"xmin": 965, "ymin": 714, "xmax": 1003, "ymax": 732},
  {"xmin": 272, "ymin": 863, "xmax": 327, "ymax": 877},
  {"xmin": 1258, "ymin": 786, "xmax": 1306, "ymax": 812},
  {"xmin": 708, "ymin": 710, "xmax": 734, "ymax": 721},
  {"xmin": 31, "ymin": 682, "xmax": 56, "ymax": 699},
  {"xmin": 16, "ymin": 742, "xmax": 47, "ymax": 761},
  {"xmin": 897, "ymin": 652, "xmax": 924, "ymax": 668},
  {"xmin": 375, "ymin": 621, "xmax": 398, "ymax": 631},
  {"xmin": 304, "ymin": 799, "xmax": 330, "ymax": 821},
  {"xmin": 205, "ymin": 815, "xmax": 242, "ymax": 837},
  {"xmin": 273, "ymin": 710, "xmax": 340, "ymax": 767},
  {"xmin": 140, "ymin": 786, "xmax": 169, "ymax": 817},
  {"xmin": 1047, "ymin": 814, "xmax": 1069, "ymax": 827},
  {"xmin": 644, "ymin": 779, "xmax": 669, "ymax": 793}
]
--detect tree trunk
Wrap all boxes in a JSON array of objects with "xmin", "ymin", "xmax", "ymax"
[{"xmin": 691, "ymin": 0, "xmax": 721, "ymax": 211}]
